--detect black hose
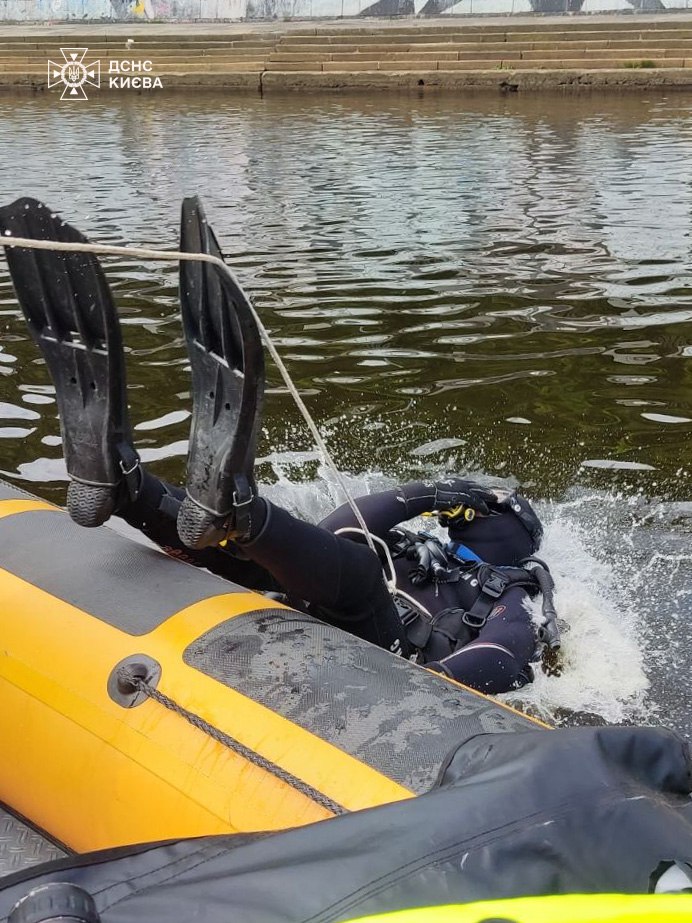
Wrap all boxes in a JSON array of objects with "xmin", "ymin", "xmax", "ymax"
[{"xmin": 522, "ymin": 557, "xmax": 561, "ymax": 651}]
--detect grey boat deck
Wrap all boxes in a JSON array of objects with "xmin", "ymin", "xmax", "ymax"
[{"xmin": 0, "ymin": 805, "xmax": 66, "ymax": 878}]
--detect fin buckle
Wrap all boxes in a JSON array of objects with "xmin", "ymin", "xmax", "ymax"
[
  {"xmin": 117, "ymin": 442, "xmax": 142, "ymax": 502},
  {"xmin": 119, "ymin": 457, "xmax": 139, "ymax": 477}
]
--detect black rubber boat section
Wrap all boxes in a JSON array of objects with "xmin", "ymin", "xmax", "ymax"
[
  {"xmin": 1, "ymin": 725, "xmax": 692, "ymax": 922},
  {"xmin": 177, "ymin": 196, "xmax": 265, "ymax": 549},
  {"xmin": 0, "ymin": 197, "xmax": 133, "ymax": 527}
]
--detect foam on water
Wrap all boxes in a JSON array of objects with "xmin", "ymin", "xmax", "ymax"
[{"xmin": 505, "ymin": 496, "xmax": 651, "ymax": 726}]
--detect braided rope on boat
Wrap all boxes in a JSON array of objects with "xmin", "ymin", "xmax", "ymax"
[{"xmin": 125, "ymin": 673, "xmax": 347, "ymax": 816}]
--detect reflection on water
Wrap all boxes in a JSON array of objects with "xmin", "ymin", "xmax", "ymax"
[{"xmin": 0, "ymin": 90, "xmax": 690, "ymax": 734}]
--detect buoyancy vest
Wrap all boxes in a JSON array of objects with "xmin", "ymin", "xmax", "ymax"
[
  {"xmin": 388, "ymin": 531, "xmax": 559, "ymax": 664},
  {"xmin": 393, "ymin": 563, "xmax": 540, "ymax": 662}
]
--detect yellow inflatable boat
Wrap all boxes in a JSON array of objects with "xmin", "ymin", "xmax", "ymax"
[{"xmin": 0, "ymin": 478, "xmax": 541, "ymax": 857}]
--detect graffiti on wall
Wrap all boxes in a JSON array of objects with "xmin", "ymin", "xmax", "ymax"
[
  {"xmin": 0, "ymin": 1, "xmax": 245, "ymax": 20},
  {"xmin": 0, "ymin": 0, "xmax": 682, "ymax": 20}
]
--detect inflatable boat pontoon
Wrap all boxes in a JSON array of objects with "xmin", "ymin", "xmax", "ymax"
[{"xmin": 0, "ymin": 478, "xmax": 540, "ymax": 861}]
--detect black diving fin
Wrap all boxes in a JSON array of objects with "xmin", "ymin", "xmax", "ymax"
[
  {"xmin": 176, "ymin": 197, "xmax": 265, "ymax": 549},
  {"xmin": 0, "ymin": 197, "xmax": 136, "ymax": 527}
]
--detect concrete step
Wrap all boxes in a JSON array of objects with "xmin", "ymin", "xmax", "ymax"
[
  {"xmin": 299, "ymin": 19, "xmax": 692, "ymax": 34},
  {"xmin": 120, "ymin": 61, "xmax": 267, "ymax": 70},
  {"xmin": 0, "ymin": 61, "xmax": 267, "ymax": 73},
  {"xmin": 5, "ymin": 37, "xmax": 692, "ymax": 58},
  {"xmin": 11, "ymin": 52, "xmax": 271, "ymax": 63},
  {"xmin": 0, "ymin": 32, "xmax": 281, "ymax": 44},
  {"xmin": 266, "ymin": 46, "xmax": 691, "ymax": 63},
  {"xmin": 0, "ymin": 39, "xmax": 279, "ymax": 48},
  {"xmin": 279, "ymin": 28, "xmax": 692, "ymax": 45},
  {"xmin": 5, "ymin": 64, "xmax": 689, "ymax": 92},
  {"xmin": 278, "ymin": 32, "xmax": 506, "ymax": 44},
  {"xmin": 0, "ymin": 73, "xmax": 264, "ymax": 89},
  {"xmin": 266, "ymin": 41, "xmax": 565, "ymax": 54},
  {"xmin": 0, "ymin": 48, "xmax": 277, "ymax": 59},
  {"xmin": 265, "ymin": 56, "xmax": 689, "ymax": 73},
  {"xmin": 32, "ymin": 34, "xmax": 692, "ymax": 49},
  {"xmin": 96, "ymin": 42, "xmax": 277, "ymax": 51},
  {"xmin": 268, "ymin": 50, "xmax": 460, "ymax": 62},
  {"xmin": 520, "ymin": 46, "xmax": 689, "ymax": 59},
  {"xmin": 508, "ymin": 57, "xmax": 686, "ymax": 69},
  {"xmin": 222, "ymin": 37, "xmax": 692, "ymax": 55}
]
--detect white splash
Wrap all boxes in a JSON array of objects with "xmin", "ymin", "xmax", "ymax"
[{"xmin": 506, "ymin": 497, "xmax": 650, "ymax": 725}]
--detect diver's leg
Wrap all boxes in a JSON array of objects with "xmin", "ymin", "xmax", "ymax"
[
  {"xmin": 118, "ymin": 471, "xmax": 278, "ymax": 590},
  {"xmin": 128, "ymin": 466, "xmax": 407, "ymax": 645},
  {"xmin": 0, "ymin": 198, "xmax": 133, "ymax": 527},
  {"xmin": 172, "ymin": 200, "xmax": 406, "ymax": 650},
  {"xmin": 240, "ymin": 499, "xmax": 410, "ymax": 654},
  {"xmin": 427, "ymin": 587, "xmax": 535, "ymax": 693},
  {"xmin": 176, "ymin": 197, "xmax": 264, "ymax": 550}
]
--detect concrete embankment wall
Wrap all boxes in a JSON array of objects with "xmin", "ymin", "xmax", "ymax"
[
  {"xmin": 2, "ymin": 0, "xmax": 692, "ymax": 23},
  {"xmin": 3, "ymin": 17, "xmax": 692, "ymax": 90}
]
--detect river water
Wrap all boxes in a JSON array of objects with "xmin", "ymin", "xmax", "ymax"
[{"xmin": 0, "ymin": 91, "xmax": 690, "ymax": 736}]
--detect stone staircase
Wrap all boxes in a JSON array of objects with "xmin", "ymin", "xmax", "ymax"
[
  {"xmin": 1, "ymin": 19, "xmax": 692, "ymax": 90},
  {"xmin": 267, "ymin": 27, "xmax": 692, "ymax": 72},
  {"xmin": 0, "ymin": 36, "xmax": 279, "ymax": 84}
]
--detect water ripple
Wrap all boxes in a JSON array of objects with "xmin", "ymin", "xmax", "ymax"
[{"xmin": 0, "ymin": 91, "xmax": 689, "ymax": 502}]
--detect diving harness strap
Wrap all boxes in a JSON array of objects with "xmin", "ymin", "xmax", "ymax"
[
  {"xmin": 394, "ymin": 564, "xmax": 539, "ymax": 659},
  {"xmin": 334, "ymin": 527, "xmax": 561, "ymax": 664}
]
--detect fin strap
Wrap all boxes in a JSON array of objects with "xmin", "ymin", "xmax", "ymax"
[
  {"xmin": 116, "ymin": 441, "xmax": 142, "ymax": 503},
  {"xmin": 230, "ymin": 473, "xmax": 255, "ymax": 542}
]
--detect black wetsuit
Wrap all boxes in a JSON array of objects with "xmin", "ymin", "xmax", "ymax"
[{"xmin": 120, "ymin": 474, "xmax": 540, "ymax": 694}]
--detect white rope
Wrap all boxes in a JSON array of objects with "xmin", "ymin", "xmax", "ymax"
[
  {"xmin": 334, "ymin": 527, "xmax": 397, "ymax": 593},
  {"xmin": 1, "ymin": 233, "xmax": 376, "ymax": 553},
  {"xmin": 334, "ymin": 527, "xmax": 434, "ymax": 617}
]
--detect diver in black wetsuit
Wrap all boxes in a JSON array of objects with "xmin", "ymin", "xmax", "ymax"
[
  {"xmin": 0, "ymin": 196, "xmax": 556, "ymax": 695},
  {"xmin": 119, "ymin": 471, "xmax": 546, "ymax": 693}
]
